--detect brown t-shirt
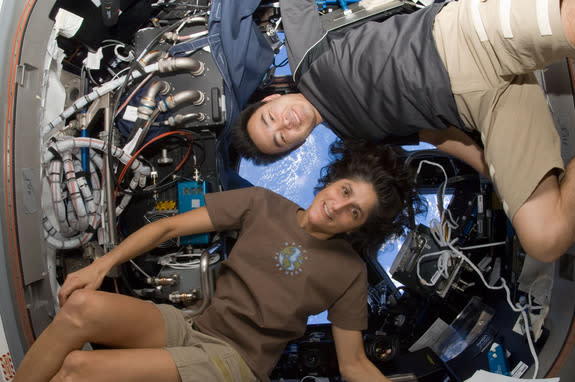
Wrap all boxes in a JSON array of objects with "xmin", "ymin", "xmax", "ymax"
[{"xmin": 194, "ymin": 187, "xmax": 368, "ymax": 381}]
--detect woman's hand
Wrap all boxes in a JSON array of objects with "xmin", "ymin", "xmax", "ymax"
[
  {"xmin": 58, "ymin": 258, "xmax": 110, "ymax": 307},
  {"xmin": 56, "ymin": 207, "xmax": 216, "ymax": 307}
]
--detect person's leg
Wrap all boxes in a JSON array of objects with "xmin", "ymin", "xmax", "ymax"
[
  {"xmin": 14, "ymin": 289, "xmax": 168, "ymax": 382},
  {"xmin": 50, "ymin": 348, "xmax": 181, "ymax": 382},
  {"xmin": 513, "ymin": 163, "xmax": 575, "ymax": 262},
  {"xmin": 435, "ymin": 0, "xmax": 575, "ymax": 262},
  {"xmin": 483, "ymin": 0, "xmax": 575, "ymax": 261},
  {"xmin": 476, "ymin": 76, "xmax": 568, "ymax": 263}
]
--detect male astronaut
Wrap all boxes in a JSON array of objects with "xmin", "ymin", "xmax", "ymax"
[{"xmin": 232, "ymin": 0, "xmax": 575, "ymax": 263}]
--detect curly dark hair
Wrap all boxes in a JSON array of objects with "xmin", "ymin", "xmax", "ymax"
[
  {"xmin": 316, "ymin": 140, "xmax": 424, "ymax": 255},
  {"xmin": 231, "ymin": 101, "xmax": 299, "ymax": 165}
]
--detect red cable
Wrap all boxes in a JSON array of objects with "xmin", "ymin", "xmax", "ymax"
[{"xmin": 115, "ymin": 130, "xmax": 195, "ymax": 197}]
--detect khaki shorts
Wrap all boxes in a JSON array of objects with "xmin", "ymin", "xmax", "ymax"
[
  {"xmin": 156, "ymin": 304, "xmax": 259, "ymax": 382},
  {"xmin": 433, "ymin": 0, "xmax": 575, "ymax": 219}
]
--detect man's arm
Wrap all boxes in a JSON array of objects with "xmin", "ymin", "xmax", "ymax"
[
  {"xmin": 419, "ymin": 126, "xmax": 489, "ymax": 178},
  {"xmin": 58, "ymin": 207, "xmax": 215, "ymax": 305},
  {"xmin": 279, "ymin": 0, "xmax": 325, "ymax": 73},
  {"xmin": 332, "ymin": 325, "xmax": 392, "ymax": 382}
]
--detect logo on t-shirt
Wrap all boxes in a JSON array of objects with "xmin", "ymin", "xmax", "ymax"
[{"xmin": 274, "ymin": 242, "xmax": 308, "ymax": 276}]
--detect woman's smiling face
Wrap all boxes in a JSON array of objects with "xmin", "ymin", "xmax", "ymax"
[{"xmin": 303, "ymin": 178, "xmax": 378, "ymax": 239}]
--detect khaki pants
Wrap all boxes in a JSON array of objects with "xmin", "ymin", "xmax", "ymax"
[
  {"xmin": 156, "ymin": 304, "xmax": 259, "ymax": 382},
  {"xmin": 433, "ymin": 0, "xmax": 575, "ymax": 219}
]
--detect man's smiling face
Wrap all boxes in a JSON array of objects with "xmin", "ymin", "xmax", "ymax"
[{"xmin": 246, "ymin": 93, "xmax": 322, "ymax": 154}]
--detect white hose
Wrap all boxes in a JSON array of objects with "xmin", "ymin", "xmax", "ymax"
[
  {"xmin": 42, "ymin": 62, "xmax": 160, "ymax": 132},
  {"xmin": 42, "ymin": 137, "xmax": 151, "ymax": 249}
]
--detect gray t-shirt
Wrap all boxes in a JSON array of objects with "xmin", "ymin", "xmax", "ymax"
[
  {"xmin": 280, "ymin": 0, "xmax": 464, "ymax": 141},
  {"xmin": 194, "ymin": 187, "xmax": 368, "ymax": 381}
]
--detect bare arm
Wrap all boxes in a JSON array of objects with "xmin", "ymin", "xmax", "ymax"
[
  {"xmin": 419, "ymin": 126, "xmax": 489, "ymax": 178},
  {"xmin": 58, "ymin": 207, "xmax": 215, "ymax": 305},
  {"xmin": 332, "ymin": 325, "xmax": 392, "ymax": 382}
]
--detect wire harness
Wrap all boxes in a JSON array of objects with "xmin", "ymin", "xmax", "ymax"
[{"xmin": 414, "ymin": 160, "xmax": 543, "ymax": 379}]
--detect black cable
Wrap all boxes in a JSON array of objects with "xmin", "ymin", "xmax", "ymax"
[
  {"xmin": 140, "ymin": 178, "xmax": 181, "ymax": 194},
  {"xmin": 120, "ymin": 135, "xmax": 202, "ymax": 196},
  {"xmin": 275, "ymin": 56, "xmax": 289, "ymax": 68},
  {"xmin": 143, "ymin": 140, "xmax": 205, "ymax": 193},
  {"xmin": 190, "ymin": 140, "xmax": 206, "ymax": 166},
  {"xmin": 85, "ymin": 67, "xmax": 100, "ymax": 86}
]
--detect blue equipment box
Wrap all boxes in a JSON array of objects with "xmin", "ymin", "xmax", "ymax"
[
  {"xmin": 487, "ymin": 342, "xmax": 510, "ymax": 376},
  {"xmin": 177, "ymin": 181, "xmax": 209, "ymax": 245}
]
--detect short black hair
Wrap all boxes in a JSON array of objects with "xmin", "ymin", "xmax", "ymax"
[
  {"xmin": 316, "ymin": 140, "xmax": 424, "ymax": 254},
  {"xmin": 231, "ymin": 101, "xmax": 299, "ymax": 165}
]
